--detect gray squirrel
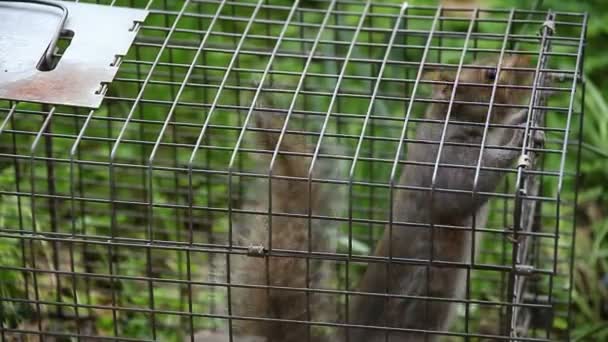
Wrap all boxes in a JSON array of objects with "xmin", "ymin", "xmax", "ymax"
[
  {"xmin": 226, "ymin": 54, "xmax": 542, "ymax": 342},
  {"xmin": 347, "ymin": 54, "xmax": 544, "ymax": 341},
  {"xmin": 229, "ymin": 104, "xmax": 341, "ymax": 342}
]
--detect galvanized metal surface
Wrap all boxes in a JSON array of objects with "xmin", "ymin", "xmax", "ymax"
[{"xmin": 0, "ymin": 1, "xmax": 147, "ymax": 108}]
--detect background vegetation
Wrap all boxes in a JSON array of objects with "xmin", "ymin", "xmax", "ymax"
[{"xmin": 0, "ymin": 0, "xmax": 605, "ymax": 341}]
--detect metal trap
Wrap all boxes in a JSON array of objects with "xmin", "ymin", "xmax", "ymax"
[{"xmin": 0, "ymin": 1, "xmax": 587, "ymax": 341}]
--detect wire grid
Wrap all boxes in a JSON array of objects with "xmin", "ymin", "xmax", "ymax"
[{"xmin": 0, "ymin": 0, "xmax": 587, "ymax": 341}]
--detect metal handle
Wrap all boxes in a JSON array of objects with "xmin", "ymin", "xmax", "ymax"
[{"xmin": 0, "ymin": 0, "xmax": 69, "ymax": 70}]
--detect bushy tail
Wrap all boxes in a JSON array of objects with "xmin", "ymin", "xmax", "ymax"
[{"xmin": 231, "ymin": 101, "xmax": 338, "ymax": 342}]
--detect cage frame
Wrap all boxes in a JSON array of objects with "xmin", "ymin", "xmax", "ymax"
[{"xmin": 0, "ymin": 1, "xmax": 588, "ymax": 341}]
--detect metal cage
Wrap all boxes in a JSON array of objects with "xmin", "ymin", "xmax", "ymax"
[{"xmin": 0, "ymin": 0, "xmax": 587, "ymax": 341}]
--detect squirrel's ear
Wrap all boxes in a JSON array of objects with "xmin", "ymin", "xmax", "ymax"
[{"xmin": 426, "ymin": 71, "xmax": 453, "ymax": 99}]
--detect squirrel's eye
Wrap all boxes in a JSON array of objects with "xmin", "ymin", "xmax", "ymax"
[{"xmin": 487, "ymin": 68, "xmax": 497, "ymax": 81}]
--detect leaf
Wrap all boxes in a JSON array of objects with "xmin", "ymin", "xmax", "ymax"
[{"xmin": 573, "ymin": 322, "xmax": 608, "ymax": 341}]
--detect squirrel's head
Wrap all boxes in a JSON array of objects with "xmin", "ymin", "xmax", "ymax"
[{"xmin": 428, "ymin": 54, "xmax": 533, "ymax": 122}]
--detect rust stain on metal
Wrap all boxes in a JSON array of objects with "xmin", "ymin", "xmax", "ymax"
[{"xmin": 3, "ymin": 63, "xmax": 108, "ymax": 106}]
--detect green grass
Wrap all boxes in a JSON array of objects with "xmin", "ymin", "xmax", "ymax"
[{"xmin": 0, "ymin": 0, "xmax": 606, "ymax": 340}]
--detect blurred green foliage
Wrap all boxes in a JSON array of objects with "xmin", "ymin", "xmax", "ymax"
[{"xmin": 0, "ymin": 0, "xmax": 605, "ymax": 341}]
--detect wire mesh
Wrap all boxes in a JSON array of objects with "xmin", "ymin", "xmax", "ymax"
[{"xmin": 0, "ymin": 0, "xmax": 587, "ymax": 341}]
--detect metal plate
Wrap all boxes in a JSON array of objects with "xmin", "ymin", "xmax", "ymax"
[{"xmin": 0, "ymin": 1, "xmax": 148, "ymax": 108}]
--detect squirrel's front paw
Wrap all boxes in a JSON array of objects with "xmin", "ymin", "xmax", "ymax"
[{"xmin": 532, "ymin": 128, "xmax": 545, "ymax": 146}]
